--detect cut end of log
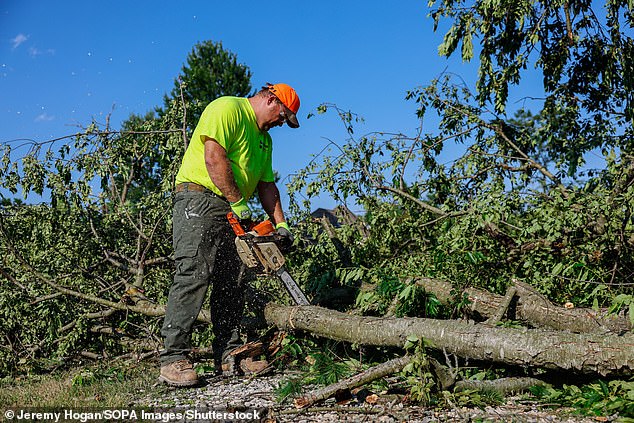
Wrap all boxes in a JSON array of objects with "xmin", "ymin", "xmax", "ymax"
[{"xmin": 293, "ymin": 397, "xmax": 310, "ymax": 409}]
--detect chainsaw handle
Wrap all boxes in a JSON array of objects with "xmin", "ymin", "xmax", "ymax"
[
  {"xmin": 227, "ymin": 212, "xmax": 276, "ymax": 237},
  {"xmin": 227, "ymin": 212, "xmax": 246, "ymax": 236}
]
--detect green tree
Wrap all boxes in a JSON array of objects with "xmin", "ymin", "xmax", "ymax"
[{"xmin": 163, "ymin": 40, "xmax": 252, "ymax": 133}]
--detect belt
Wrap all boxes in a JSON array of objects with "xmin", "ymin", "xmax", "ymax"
[{"xmin": 175, "ymin": 183, "xmax": 225, "ymax": 200}]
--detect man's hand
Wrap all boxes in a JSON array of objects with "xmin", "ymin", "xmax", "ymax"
[
  {"xmin": 230, "ymin": 197, "xmax": 252, "ymax": 221},
  {"xmin": 275, "ymin": 222, "xmax": 294, "ymax": 252}
]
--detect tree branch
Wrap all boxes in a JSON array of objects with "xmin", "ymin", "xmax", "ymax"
[
  {"xmin": 294, "ymin": 355, "xmax": 412, "ymax": 408},
  {"xmin": 178, "ymin": 76, "xmax": 189, "ymax": 151}
]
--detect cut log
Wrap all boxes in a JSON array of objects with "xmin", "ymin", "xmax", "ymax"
[
  {"xmin": 295, "ymin": 356, "xmax": 412, "ymax": 408},
  {"xmin": 264, "ymin": 303, "xmax": 634, "ymax": 378},
  {"xmin": 412, "ymin": 278, "xmax": 632, "ymax": 334}
]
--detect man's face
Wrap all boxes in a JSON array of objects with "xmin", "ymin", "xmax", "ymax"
[{"xmin": 261, "ymin": 97, "xmax": 288, "ymax": 132}]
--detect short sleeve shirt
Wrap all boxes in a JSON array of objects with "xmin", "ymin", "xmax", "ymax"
[{"xmin": 175, "ymin": 96, "xmax": 275, "ymax": 200}]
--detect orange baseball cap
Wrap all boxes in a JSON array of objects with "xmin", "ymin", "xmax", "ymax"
[{"xmin": 266, "ymin": 83, "xmax": 300, "ymax": 128}]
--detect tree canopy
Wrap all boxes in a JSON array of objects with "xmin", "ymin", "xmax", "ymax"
[{"xmin": 163, "ymin": 40, "xmax": 252, "ymax": 132}]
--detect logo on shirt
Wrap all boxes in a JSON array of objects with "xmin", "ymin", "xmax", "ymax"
[{"xmin": 259, "ymin": 136, "xmax": 271, "ymax": 151}]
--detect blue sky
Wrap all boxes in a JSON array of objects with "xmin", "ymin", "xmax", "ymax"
[{"xmin": 1, "ymin": 1, "xmax": 489, "ymax": 211}]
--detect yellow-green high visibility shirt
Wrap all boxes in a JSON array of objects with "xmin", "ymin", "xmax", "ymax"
[{"xmin": 175, "ymin": 96, "xmax": 275, "ymax": 200}]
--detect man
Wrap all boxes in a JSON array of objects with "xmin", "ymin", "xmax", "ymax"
[{"xmin": 159, "ymin": 83, "xmax": 300, "ymax": 386}]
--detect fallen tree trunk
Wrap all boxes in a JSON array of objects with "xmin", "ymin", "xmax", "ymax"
[
  {"xmin": 453, "ymin": 377, "xmax": 550, "ymax": 395},
  {"xmin": 411, "ymin": 278, "xmax": 632, "ymax": 334},
  {"xmin": 264, "ymin": 303, "xmax": 634, "ymax": 378},
  {"xmin": 297, "ymin": 359, "xmax": 547, "ymax": 407}
]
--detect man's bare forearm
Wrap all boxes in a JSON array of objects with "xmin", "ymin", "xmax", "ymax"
[
  {"xmin": 258, "ymin": 181, "xmax": 285, "ymax": 225},
  {"xmin": 204, "ymin": 137, "xmax": 242, "ymax": 203}
]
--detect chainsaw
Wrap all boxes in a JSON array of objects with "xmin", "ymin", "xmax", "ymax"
[{"xmin": 227, "ymin": 212, "xmax": 310, "ymax": 305}]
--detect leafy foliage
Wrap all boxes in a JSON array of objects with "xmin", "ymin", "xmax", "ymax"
[
  {"xmin": 431, "ymin": 0, "xmax": 634, "ymax": 125},
  {"xmin": 290, "ymin": 100, "xmax": 633, "ymax": 307},
  {"xmin": 531, "ymin": 380, "xmax": 634, "ymax": 418},
  {"xmin": 273, "ymin": 334, "xmax": 356, "ymax": 402},
  {"xmin": 0, "ymin": 117, "xmax": 181, "ymax": 376},
  {"xmin": 288, "ymin": 0, "xmax": 633, "ymax": 309},
  {"xmin": 402, "ymin": 336, "xmax": 435, "ymax": 404}
]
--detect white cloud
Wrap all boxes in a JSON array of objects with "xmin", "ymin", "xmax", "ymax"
[
  {"xmin": 10, "ymin": 34, "xmax": 54, "ymax": 57},
  {"xmin": 35, "ymin": 113, "xmax": 54, "ymax": 122},
  {"xmin": 11, "ymin": 33, "xmax": 28, "ymax": 49},
  {"xmin": 28, "ymin": 47, "xmax": 55, "ymax": 57}
]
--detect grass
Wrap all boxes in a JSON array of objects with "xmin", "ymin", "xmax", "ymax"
[{"xmin": 0, "ymin": 359, "xmax": 162, "ymax": 409}]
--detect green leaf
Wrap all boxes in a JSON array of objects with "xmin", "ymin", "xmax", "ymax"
[
  {"xmin": 404, "ymin": 334, "xmax": 420, "ymax": 350},
  {"xmin": 461, "ymin": 28, "xmax": 473, "ymax": 62}
]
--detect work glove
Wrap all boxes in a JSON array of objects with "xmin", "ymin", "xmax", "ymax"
[
  {"xmin": 229, "ymin": 197, "xmax": 252, "ymax": 221},
  {"xmin": 275, "ymin": 221, "xmax": 295, "ymax": 252}
]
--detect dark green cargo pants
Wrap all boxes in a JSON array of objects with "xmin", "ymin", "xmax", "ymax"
[{"xmin": 160, "ymin": 190, "xmax": 245, "ymax": 366}]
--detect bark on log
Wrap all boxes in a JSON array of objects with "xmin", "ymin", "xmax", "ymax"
[
  {"xmin": 264, "ymin": 303, "xmax": 634, "ymax": 378},
  {"xmin": 412, "ymin": 278, "xmax": 632, "ymax": 334},
  {"xmin": 454, "ymin": 377, "xmax": 550, "ymax": 395},
  {"xmin": 294, "ymin": 356, "xmax": 412, "ymax": 408}
]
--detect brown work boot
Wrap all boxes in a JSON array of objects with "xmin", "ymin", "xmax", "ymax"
[
  {"xmin": 214, "ymin": 354, "xmax": 239, "ymax": 377},
  {"xmin": 159, "ymin": 359, "xmax": 199, "ymax": 387}
]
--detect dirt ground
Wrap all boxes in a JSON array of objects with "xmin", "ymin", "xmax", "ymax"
[{"xmin": 133, "ymin": 372, "xmax": 607, "ymax": 422}]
